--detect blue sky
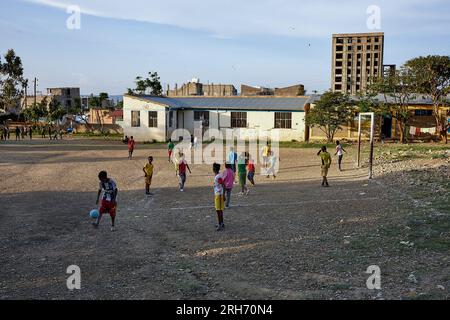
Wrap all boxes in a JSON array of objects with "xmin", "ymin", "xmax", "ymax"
[{"xmin": 1, "ymin": 0, "xmax": 449, "ymax": 95}]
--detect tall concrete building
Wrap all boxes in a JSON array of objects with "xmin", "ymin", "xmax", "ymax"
[{"xmin": 331, "ymin": 32, "xmax": 384, "ymax": 95}]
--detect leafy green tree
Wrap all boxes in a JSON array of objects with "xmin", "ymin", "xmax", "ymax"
[
  {"xmin": 371, "ymin": 67, "xmax": 416, "ymax": 143},
  {"xmin": 305, "ymin": 91, "xmax": 355, "ymax": 142},
  {"xmin": 22, "ymin": 97, "xmax": 48, "ymax": 123},
  {"xmin": 0, "ymin": 49, "xmax": 26, "ymax": 113},
  {"xmin": 47, "ymin": 97, "xmax": 65, "ymax": 123},
  {"xmin": 128, "ymin": 71, "xmax": 163, "ymax": 96},
  {"xmin": 405, "ymin": 55, "xmax": 450, "ymax": 143}
]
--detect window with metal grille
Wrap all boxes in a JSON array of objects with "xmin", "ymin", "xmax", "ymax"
[
  {"xmin": 131, "ymin": 111, "xmax": 140, "ymax": 127},
  {"xmin": 148, "ymin": 111, "xmax": 158, "ymax": 127},
  {"xmin": 231, "ymin": 112, "xmax": 247, "ymax": 128},
  {"xmin": 274, "ymin": 112, "xmax": 292, "ymax": 129},
  {"xmin": 194, "ymin": 111, "xmax": 210, "ymax": 127}
]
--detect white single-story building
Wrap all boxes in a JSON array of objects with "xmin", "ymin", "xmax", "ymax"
[{"xmin": 123, "ymin": 95, "xmax": 314, "ymax": 142}]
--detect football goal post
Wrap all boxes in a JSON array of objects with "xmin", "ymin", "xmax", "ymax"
[{"xmin": 357, "ymin": 112, "xmax": 375, "ymax": 180}]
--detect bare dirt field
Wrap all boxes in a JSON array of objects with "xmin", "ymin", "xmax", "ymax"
[{"xmin": 0, "ymin": 138, "xmax": 449, "ymax": 300}]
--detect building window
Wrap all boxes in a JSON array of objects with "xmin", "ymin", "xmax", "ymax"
[
  {"xmin": 231, "ymin": 112, "xmax": 247, "ymax": 128},
  {"xmin": 194, "ymin": 111, "xmax": 210, "ymax": 127},
  {"xmin": 336, "ymin": 38, "xmax": 344, "ymax": 44},
  {"xmin": 274, "ymin": 112, "xmax": 292, "ymax": 129},
  {"xmin": 336, "ymin": 45, "xmax": 343, "ymax": 52},
  {"xmin": 336, "ymin": 53, "xmax": 343, "ymax": 59},
  {"xmin": 148, "ymin": 111, "xmax": 158, "ymax": 127},
  {"xmin": 415, "ymin": 109, "xmax": 433, "ymax": 116},
  {"xmin": 335, "ymin": 84, "xmax": 342, "ymax": 91},
  {"xmin": 336, "ymin": 61, "xmax": 343, "ymax": 67},
  {"xmin": 131, "ymin": 111, "xmax": 140, "ymax": 127}
]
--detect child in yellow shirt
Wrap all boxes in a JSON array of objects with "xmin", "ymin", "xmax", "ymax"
[{"xmin": 143, "ymin": 156, "xmax": 154, "ymax": 195}]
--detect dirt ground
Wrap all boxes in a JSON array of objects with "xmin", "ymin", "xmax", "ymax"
[{"xmin": 0, "ymin": 138, "xmax": 448, "ymax": 300}]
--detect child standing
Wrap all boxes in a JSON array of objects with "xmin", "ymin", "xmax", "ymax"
[
  {"xmin": 237, "ymin": 153, "xmax": 249, "ymax": 195},
  {"xmin": 213, "ymin": 163, "xmax": 225, "ymax": 231},
  {"xmin": 266, "ymin": 151, "xmax": 279, "ymax": 179},
  {"xmin": 317, "ymin": 146, "xmax": 332, "ymax": 187},
  {"xmin": 176, "ymin": 153, "xmax": 191, "ymax": 192},
  {"xmin": 167, "ymin": 139, "xmax": 175, "ymax": 162},
  {"xmin": 334, "ymin": 140, "xmax": 347, "ymax": 171},
  {"xmin": 143, "ymin": 156, "xmax": 154, "ymax": 196},
  {"xmin": 128, "ymin": 136, "xmax": 136, "ymax": 159},
  {"xmin": 223, "ymin": 163, "xmax": 235, "ymax": 209},
  {"xmin": 247, "ymin": 156, "xmax": 256, "ymax": 186},
  {"xmin": 94, "ymin": 171, "xmax": 118, "ymax": 231}
]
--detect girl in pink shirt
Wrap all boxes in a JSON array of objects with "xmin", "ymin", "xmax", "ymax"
[{"xmin": 223, "ymin": 163, "xmax": 235, "ymax": 208}]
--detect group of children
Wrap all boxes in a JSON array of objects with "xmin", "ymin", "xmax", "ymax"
[{"xmin": 93, "ymin": 139, "xmax": 348, "ymax": 232}]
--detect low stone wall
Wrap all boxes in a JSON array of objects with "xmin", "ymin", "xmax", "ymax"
[{"xmin": 72, "ymin": 123, "xmax": 123, "ymax": 134}]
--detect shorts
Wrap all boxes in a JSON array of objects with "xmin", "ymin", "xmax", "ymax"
[
  {"xmin": 247, "ymin": 171, "xmax": 255, "ymax": 181},
  {"xmin": 214, "ymin": 194, "xmax": 225, "ymax": 211},
  {"xmin": 100, "ymin": 199, "xmax": 117, "ymax": 218},
  {"xmin": 321, "ymin": 165, "xmax": 329, "ymax": 177},
  {"xmin": 168, "ymin": 150, "xmax": 173, "ymax": 157},
  {"xmin": 145, "ymin": 175, "xmax": 152, "ymax": 185},
  {"xmin": 239, "ymin": 172, "xmax": 247, "ymax": 186}
]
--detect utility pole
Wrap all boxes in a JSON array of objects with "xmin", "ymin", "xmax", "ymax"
[{"xmin": 33, "ymin": 77, "xmax": 38, "ymax": 107}]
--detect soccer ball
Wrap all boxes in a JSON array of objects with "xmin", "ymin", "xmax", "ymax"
[{"xmin": 90, "ymin": 209, "xmax": 99, "ymax": 219}]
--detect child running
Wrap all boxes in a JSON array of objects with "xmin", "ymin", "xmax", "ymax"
[
  {"xmin": 128, "ymin": 136, "xmax": 136, "ymax": 159},
  {"xmin": 334, "ymin": 140, "xmax": 347, "ymax": 171},
  {"xmin": 317, "ymin": 146, "xmax": 332, "ymax": 187},
  {"xmin": 237, "ymin": 152, "xmax": 249, "ymax": 195},
  {"xmin": 222, "ymin": 163, "xmax": 235, "ymax": 209},
  {"xmin": 213, "ymin": 163, "xmax": 225, "ymax": 231},
  {"xmin": 94, "ymin": 171, "xmax": 118, "ymax": 231},
  {"xmin": 176, "ymin": 153, "xmax": 192, "ymax": 192},
  {"xmin": 143, "ymin": 156, "xmax": 154, "ymax": 196}
]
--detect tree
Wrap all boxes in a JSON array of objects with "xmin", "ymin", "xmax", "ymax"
[
  {"xmin": 305, "ymin": 91, "xmax": 355, "ymax": 142},
  {"xmin": 405, "ymin": 55, "xmax": 450, "ymax": 143},
  {"xmin": 47, "ymin": 97, "xmax": 65, "ymax": 123},
  {"xmin": 128, "ymin": 71, "xmax": 163, "ymax": 96},
  {"xmin": 22, "ymin": 97, "xmax": 48, "ymax": 123},
  {"xmin": 0, "ymin": 49, "xmax": 26, "ymax": 113},
  {"xmin": 371, "ymin": 67, "xmax": 416, "ymax": 143}
]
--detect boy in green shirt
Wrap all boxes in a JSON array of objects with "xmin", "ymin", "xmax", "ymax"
[
  {"xmin": 237, "ymin": 153, "xmax": 249, "ymax": 195},
  {"xmin": 167, "ymin": 139, "xmax": 175, "ymax": 162}
]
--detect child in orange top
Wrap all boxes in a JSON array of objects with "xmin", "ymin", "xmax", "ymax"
[{"xmin": 128, "ymin": 136, "xmax": 136, "ymax": 159}]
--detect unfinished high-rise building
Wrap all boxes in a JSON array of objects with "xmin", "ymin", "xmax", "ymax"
[{"xmin": 331, "ymin": 32, "xmax": 384, "ymax": 95}]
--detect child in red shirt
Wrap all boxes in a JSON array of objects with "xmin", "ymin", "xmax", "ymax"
[{"xmin": 128, "ymin": 136, "xmax": 136, "ymax": 159}]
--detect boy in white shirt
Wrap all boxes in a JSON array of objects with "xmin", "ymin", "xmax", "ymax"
[{"xmin": 213, "ymin": 163, "xmax": 225, "ymax": 231}]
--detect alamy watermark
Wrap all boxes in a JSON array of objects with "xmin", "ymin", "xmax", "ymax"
[
  {"xmin": 66, "ymin": 265, "xmax": 81, "ymax": 290},
  {"xmin": 367, "ymin": 5, "xmax": 381, "ymax": 30},
  {"xmin": 169, "ymin": 126, "xmax": 280, "ymax": 175},
  {"xmin": 366, "ymin": 265, "xmax": 381, "ymax": 290},
  {"xmin": 66, "ymin": 5, "xmax": 81, "ymax": 30}
]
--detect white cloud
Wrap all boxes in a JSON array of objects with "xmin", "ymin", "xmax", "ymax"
[{"xmin": 23, "ymin": 0, "xmax": 450, "ymax": 38}]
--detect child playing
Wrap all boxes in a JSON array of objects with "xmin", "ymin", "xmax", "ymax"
[
  {"xmin": 176, "ymin": 153, "xmax": 192, "ymax": 192},
  {"xmin": 222, "ymin": 163, "xmax": 235, "ymax": 209},
  {"xmin": 94, "ymin": 171, "xmax": 118, "ymax": 231},
  {"xmin": 237, "ymin": 153, "xmax": 249, "ymax": 195},
  {"xmin": 143, "ymin": 156, "xmax": 154, "ymax": 196},
  {"xmin": 266, "ymin": 151, "xmax": 279, "ymax": 179},
  {"xmin": 128, "ymin": 136, "xmax": 136, "ymax": 159},
  {"xmin": 167, "ymin": 139, "xmax": 175, "ymax": 162},
  {"xmin": 213, "ymin": 163, "xmax": 225, "ymax": 231},
  {"xmin": 247, "ymin": 156, "xmax": 256, "ymax": 186},
  {"xmin": 317, "ymin": 146, "xmax": 332, "ymax": 187},
  {"xmin": 334, "ymin": 140, "xmax": 347, "ymax": 171}
]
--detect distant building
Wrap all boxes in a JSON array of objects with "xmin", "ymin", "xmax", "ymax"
[
  {"xmin": 241, "ymin": 84, "xmax": 305, "ymax": 97},
  {"xmin": 167, "ymin": 79, "xmax": 237, "ymax": 97},
  {"xmin": 21, "ymin": 87, "xmax": 81, "ymax": 110},
  {"xmin": 47, "ymin": 87, "xmax": 81, "ymax": 109},
  {"xmin": 88, "ymin": 108, "xmax": 123, "ymax": 125},
  {"xmin": 331, "ymin": 32, "xmax": 384, "ymax": 94}
]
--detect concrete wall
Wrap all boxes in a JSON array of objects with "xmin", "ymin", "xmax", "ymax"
[{"xmin": 123, "ymin": 96, "xmax": 167, "ymax": 142}]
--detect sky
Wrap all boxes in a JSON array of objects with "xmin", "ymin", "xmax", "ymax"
[{"xmin": 1, "ymin": 0, "xmax": 449, "ymax": 95}]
